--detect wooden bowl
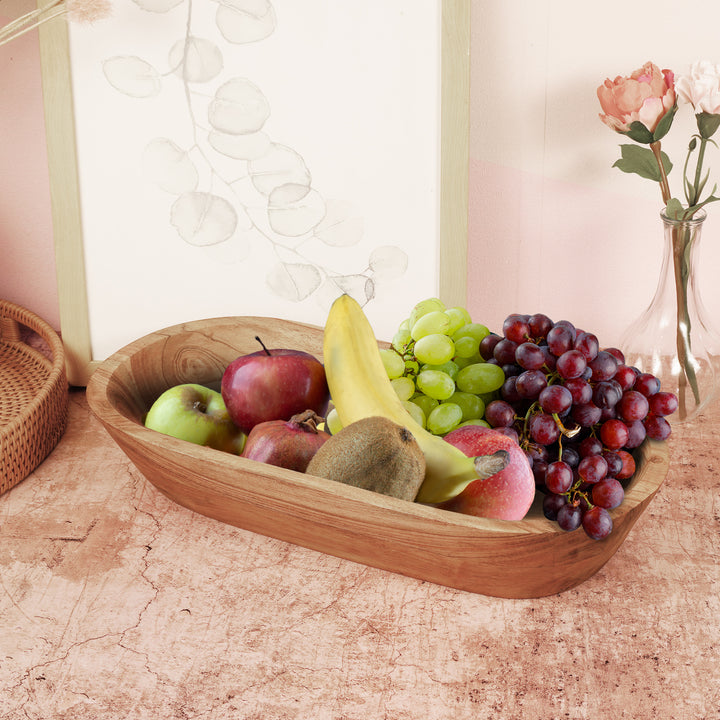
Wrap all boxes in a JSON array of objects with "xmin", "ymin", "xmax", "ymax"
[{"xmin": 86, "ymin": 316, "xmax": 669, "ymax": 599}]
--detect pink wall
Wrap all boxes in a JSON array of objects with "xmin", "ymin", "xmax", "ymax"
[
  {"xmin": 0, "ymin": 16, "xmax": 58, "ymax": 327},
  {"xmin": 465, "ymin": 159, "xmax": 698, "ymax": 348},
  {"xmin": 2, "ymin": 6, "xmax": 719, "ymax": 349}
]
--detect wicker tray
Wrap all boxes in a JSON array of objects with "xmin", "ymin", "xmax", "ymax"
[{"xmin": 0, "ymin": 300, "xmax": 69, "ymax": 495}]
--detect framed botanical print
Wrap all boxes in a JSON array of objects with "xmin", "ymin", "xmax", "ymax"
[{"xmin": 39, "ymin": 0, "xmax": 470, "ymax": 385}]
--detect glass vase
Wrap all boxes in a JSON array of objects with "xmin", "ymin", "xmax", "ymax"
[{"xmin": 620, "ymin": 209, "xmax": 720, "ymax": 423}]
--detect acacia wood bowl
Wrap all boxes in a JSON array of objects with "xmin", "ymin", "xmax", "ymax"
[{"xmin": 86, "ymin": 316, "xmax": 670, "ymax": 599}]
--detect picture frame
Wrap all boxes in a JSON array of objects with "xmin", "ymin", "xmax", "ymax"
[{"xmin": 39, "ymin": 0, "xmax": 470, "ymax": 386}]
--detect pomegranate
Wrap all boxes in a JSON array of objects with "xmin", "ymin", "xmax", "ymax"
[{"xmin": 241, "ymin": 410, "xmax": 330, "ymax": 472}]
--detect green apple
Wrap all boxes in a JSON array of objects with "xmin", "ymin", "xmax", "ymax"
[{"xmin": 144, "ymin": 383, "xmax": 246, "ymax": 454}]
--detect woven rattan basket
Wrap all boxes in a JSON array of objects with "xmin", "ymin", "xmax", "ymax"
[{"xmin": 0, "ymin": 300, "xmax": 69, "ymax": 495}]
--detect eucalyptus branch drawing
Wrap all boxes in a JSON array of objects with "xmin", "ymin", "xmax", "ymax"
[{"xmin": 100, "ymin": 0, "xmax": 408, "ymax": 306}]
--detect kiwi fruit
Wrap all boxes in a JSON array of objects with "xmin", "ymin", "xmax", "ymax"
[{"xmin": 305, "ymin": 416, "xmax": 426, "ymax": 501}]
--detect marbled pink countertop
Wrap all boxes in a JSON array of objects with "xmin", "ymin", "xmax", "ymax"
[{"xmin": 1, "ymin": 390, "xmax": 718, "ymax": 719}]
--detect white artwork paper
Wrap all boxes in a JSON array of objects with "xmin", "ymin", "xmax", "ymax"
[{"xmin": 67, "ymin": 0, "xmax": 443, "ymax": 359}]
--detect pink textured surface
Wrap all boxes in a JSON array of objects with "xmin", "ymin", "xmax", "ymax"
[{"xmin": 1, "ymin": 390, "xmax": 719, "ymax": 719}]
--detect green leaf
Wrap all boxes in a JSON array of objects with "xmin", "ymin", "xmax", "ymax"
[
  {"xmin": 652, "ymin": 104, "xmax": 678, "ymax": 142},
  {"xmin": 696, "ymin": 168, "xmax": 711, "ymax": 198},
  {"xmin": 624, "ymin": 121, "xmax": 654, "ymax": 144},
  {"xmin": 688, "ymin": 193, "xmax": 720, "ymax": 216},
  {"xmin": 665, "ymin": 197, "xmax": 685, "ymax": 219},
  {"xmin": 612, "ymin": 144, "xmax": 673, "ymax": 182},
  {"xmin": 696, "ymin": 112, "xmax": 720, "ymax": 140}
]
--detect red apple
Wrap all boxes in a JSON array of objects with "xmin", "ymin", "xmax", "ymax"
[
  {"xmin": 439, "ymin": 425, "xmax": 535, "ymax": 521},
  {"xmin": 221, "ymin": 337, "xmax": 330, "ymax": 434},
  {"xmin": 242, "ymin": 410, "xmax": 330, "ymax": 472}
]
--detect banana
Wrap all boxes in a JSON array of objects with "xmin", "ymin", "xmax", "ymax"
[{"xmin": 322, "ymin": 294, "xmax": 508, "ymax": 504}]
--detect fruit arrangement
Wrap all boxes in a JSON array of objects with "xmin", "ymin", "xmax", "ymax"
[
  {"xmin": 380, "ymin": 301, "xmax": 678, "ymax": 541},
  {"xmin": 144, "ymin": 336, "xmax": 333, "ymax": 473},
  {"xmin": 142, "ymin": 294, "xmax": 677, "ymax": 543}
]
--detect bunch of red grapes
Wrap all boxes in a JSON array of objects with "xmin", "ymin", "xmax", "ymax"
[{"xmin": 480, "ymin": 313, "xmax": 677, "ymax": 541}]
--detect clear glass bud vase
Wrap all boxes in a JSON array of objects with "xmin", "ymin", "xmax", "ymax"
[{"xmin": 620, "ymin": 209, "xmax": 720, "ymax": 423}]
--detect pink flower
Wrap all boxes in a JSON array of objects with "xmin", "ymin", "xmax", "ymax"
[
  {"xmin": 597, "ymin": 62, "xmax": 676, "ymax": 135},
  {"xmin": 675, "ymin": 60, "xmax": 720, "ymax": 115}
]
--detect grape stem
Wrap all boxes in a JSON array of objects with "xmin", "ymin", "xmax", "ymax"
[
  {"xmin": 553, "ymin": 414, "xmax": 581, "ymax": 438},
  {"xmin": 521, "ymin": 404, "xmax": 580, "ymax": 443},
  {"xmin": 522, "ymin": 402, "xmax": 538, "ymax": 439}
]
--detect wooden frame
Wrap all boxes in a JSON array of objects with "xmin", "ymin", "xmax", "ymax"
[{"xmin": 39, "ymin": 1, "xmax": 470, "ymax": 387}]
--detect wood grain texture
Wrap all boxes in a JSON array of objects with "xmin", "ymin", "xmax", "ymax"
[
  {"xmin": 37, "ymin": 14, "xmax": 94, "ymax": 387},
  {"xmin": 439, "ymin": 0, "xmax": 470, "ymax": 309},
  {"xmin": 86, "ymin": 316, "xmax": 669, "ymax": 599}
]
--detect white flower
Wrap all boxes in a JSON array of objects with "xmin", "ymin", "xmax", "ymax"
[{"xmin": 676, "ymin": 60, "xmax": 720, "ymax": 115}]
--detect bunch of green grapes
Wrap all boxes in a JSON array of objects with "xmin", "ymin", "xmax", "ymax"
[{"xmin": 379, "ymin": 298, "xmax": 506, "ymax": 436}]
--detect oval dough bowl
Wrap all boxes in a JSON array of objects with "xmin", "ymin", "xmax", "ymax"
[{"xmin": 86, "ymin": 316, "xmax": 670, "ymax": 599}]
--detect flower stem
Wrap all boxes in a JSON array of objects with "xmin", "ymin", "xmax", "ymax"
[
  {"xmin": 650, "ymin": 141, "xmax": 672, "ymax": 205},
  {"xmin": 671, "ymin": 224, "xmax": 701, "ymax": 419},
  {"xmin": 690, "ymin": 137, "xmax": 709, "ymax": 208}
]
